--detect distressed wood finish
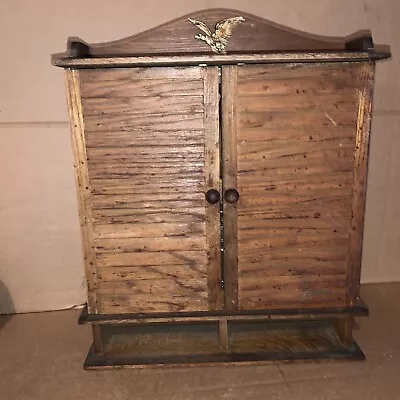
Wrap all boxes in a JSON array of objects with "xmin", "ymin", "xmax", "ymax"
[
  {"xmin": 83, "ymin": 319, "xmax": 364, "ymax": 369},
  {"xmin": 219, "ymin": 319, "xmax": 229, "ymax": 351},
  {"xmin": 81, "ymin": 9, "xmax": 347, "ymax": 55},
  {"xmin": 232, "ymin": 63, "xmax": 365, "ymax": 310},
  {"xmin": 78, "ymin": 300, "xmax": 369, "ymax": 325},
  {"xmin": 222, "ymin": 65, "xmax": 239, "ymax": 311},
  {"xmin": 203, "ymin": 67, "xmax": 223, "ymax": 310},
  {"xmin": 92, "ymin": 325, "xmax": 103, "ymax": 354},
  {"xmin": 56, "ymin": 8, "xmax": 389, "ymax": 367},
  {"xmin": 77, "ymin": 66, "xmax": 220, "ymax": 314},
  {"xmin": 65, "ymin": 70, "xmax": 99, "ymax": 314},
  {"xmin": 53, "ymin": 52, "xmax": 387, "ymax": 69},
  {"xmin": 347, "ymin": 62, "xmax": 375, "ymax": 305}
]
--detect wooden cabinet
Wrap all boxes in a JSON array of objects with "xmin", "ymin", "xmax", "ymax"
[{"xmin": 53, "ymin": 9, "xmax": 390, "ymax": 368}]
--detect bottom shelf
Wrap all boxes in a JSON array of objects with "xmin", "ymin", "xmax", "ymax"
[{"xmin": 84, "ymin": 319, "xmax": 365, "ymax": 369}]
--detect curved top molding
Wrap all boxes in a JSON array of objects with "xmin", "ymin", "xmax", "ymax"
[{"xmin": 52, "ymin": 8, "xmax": 391, "ymax": 67}]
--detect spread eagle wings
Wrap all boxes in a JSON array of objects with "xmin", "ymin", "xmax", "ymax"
[
  {"xmin": 188, "ymin": 16, "xmax": 245, "ymax": 54},
  {"xmin": 214, "ymin": 17, "xmax": 245, "ymax": 44},
  {"xmin": 187, "ymin": 18, "xmax": 213, "ymax": 37}
]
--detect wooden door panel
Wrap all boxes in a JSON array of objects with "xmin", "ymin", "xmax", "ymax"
[
  {"xmin": 75, "ymin": 67, "xmax": 221, "ymax": 314},
  {"xmin": 223, "ymin": 63, "xmax": 366, "ymax": 311}
]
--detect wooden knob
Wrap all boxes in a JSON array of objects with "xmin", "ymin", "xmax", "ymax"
[
  {"xmin": 224, "ymin": 189, "xmax": 240, "ymax": 204},
  {"xmin": 205, "ymin": 189, "xmax": 220, "ymax": 204}
]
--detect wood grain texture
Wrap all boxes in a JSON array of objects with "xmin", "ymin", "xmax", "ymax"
[
  {"xmin": 53, "ymin": 52, "xmax": 385, "ymax": 69},
  {"xmin": 203, "ymin": 67, "xmax": 223, "ymax": 310},
  {"xmin": 232, "ymin": 63, "xmax": 364, "ymax": 311},
  {"xmin": 221, "ymin": 65, "xmax": 239, "ymax": 311},
  {"xmin": 92, "ymin": 208, "xmax": 205, "ymax": 225},
  {"xmin": 54, "ymin": 9, "xmax": 345, "ymax": 56},
  {"xmin": 92, "ymin": 325, "xmax": 103, "ymax": 354},
  {"xmin": 52, "ymin": 8, "xmax": 390, "ymax": 68},
  {"xmin": 80, "ymin": 300, "xmax": 368, "ymax": 325},
  {"xmin": 98, "ymin": 278, "xmax": 208, "ymax": 314},
  {"xmin": 83, "ymin": 319, "xmax": 363, "ymax": 368},
  {"xmin": 332, "ymin": 316, "xmax": 354, "ymax": 347},
  {"xmin": 346, "ymin": 62, "xmax": 375, "ymax": 305},
  {"xmin": 78, "ymin": 67, "xmax": 220, "ymax": 314},
  {"xmin": 55, "ymin": 10, "xmax": 385, "ymax": 367},
  {"xmin": 219, "ymin": 319, "xmax": 229, "ymax": 351},
  {"xmin": 65, "ymin": 70, "xmax": 99, "ymax": 314},
  {"xmin": 100, "ymin": 323, "xmax": 220, "ymax": 357},
  {"xmin": 237, "ymin": 66, "xmax": 362, "ymax": 96},
  {"xmin": 97, "ymin": 265, "xmax": 206, "ymax": 282},
  {"xmin": 83, "ymin": 9, "xmax": 346, "ymax": 55},
  {"xmin": 79, "ymin": 68, "xmax": 203, "ymax": 81}
]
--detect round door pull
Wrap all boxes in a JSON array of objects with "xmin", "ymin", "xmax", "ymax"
[
  {"xmin": 224, "ymin": 188, "xmax": 240, "ymax": 204},
  {"xmin": 205, "ymin": 189, "xmax": 220, "ymax": 204}
]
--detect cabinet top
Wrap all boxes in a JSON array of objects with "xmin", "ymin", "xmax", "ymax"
[{"xmin": 52, "ymin": 8, "xmax": 390, "ymax": 68}]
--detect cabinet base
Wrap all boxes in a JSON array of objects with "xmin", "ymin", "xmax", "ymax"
[{"xmin": 83, "ymin": 320, "xmax": 365, "ymax": 369}]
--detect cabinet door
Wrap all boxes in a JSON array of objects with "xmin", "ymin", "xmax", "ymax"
[
  {"xmin": 221, "ymin": 63, "xmax": 372, "ymax": 311},
  {"xmin": 68, "ymin": 66, "xmax": 221, "ymax": 314}
]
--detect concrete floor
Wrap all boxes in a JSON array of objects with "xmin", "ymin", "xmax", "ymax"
[{"xmin": 0, "ymin": 283, "xmax": 399, "ymax": 400}]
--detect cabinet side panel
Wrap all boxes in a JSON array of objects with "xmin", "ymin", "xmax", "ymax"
[
  {"xmin": 234, "ymin": 63, "xmax": 363, "ymax": 310},
  {"xmin": 79, "ymin": 67, "xmax": 216, "ymax": 314},
  {"xmin": 65, "ymin": 70, "xmax": 99, "ymax": 313},
  {"xmin": 347, "ymin": 62, "xmax": 375, "ymax": 305}
]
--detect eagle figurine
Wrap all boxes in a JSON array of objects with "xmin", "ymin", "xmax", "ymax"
[{"xmin": 188, "ymin": 16, "xmax": 245, "ymax": 54}]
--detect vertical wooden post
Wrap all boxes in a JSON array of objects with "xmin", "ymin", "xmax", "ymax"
[
  {"xmin": 203, "ymin": 67, "xmax": 223, "ymax": 311},
  {"xmin": 221, "ymin": 65, "xmax": 239, "ymax": 311},
  {"xmin": 92, "ymin": 325, "xmax": 104, "ymax": 354},
  {"xmin": 218, "ymin": 318, "xmax": 229, "ymax": 352},
  {"xmin": 333, "ymin": 316, "xmax": 354, "ymax": 347},
  {"xmin": 347, "ymin": 62, "xmax": 375, "ymax": 306},
  {"xmin": 65, "ymin": 70, "xmax": 99, "ymax": 314}
]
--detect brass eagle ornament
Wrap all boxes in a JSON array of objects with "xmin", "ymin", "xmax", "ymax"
[{"xmin": 188, "ymin": 16, "xmax": 245, "ymax": 54}]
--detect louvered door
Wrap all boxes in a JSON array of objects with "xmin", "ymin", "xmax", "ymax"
[
  {"xmin": 222, "ymin": 63, "xmax": 371, "ymax": 311},
  {"xmin": 68, "ymin": 66, "xmax": 222, "ymax": 314}
]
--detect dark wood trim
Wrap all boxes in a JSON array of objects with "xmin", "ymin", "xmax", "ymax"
[
  {"xmin": 345, "ymin": 35, "xmax": 373, "ymax": 51},
  {"xmin": 218, "ymin": 319, "xmax": 229, "ymax": 351},
  {"xmin": 78, "ymin": 300, "xmax": 368, "ymax": 325},
  {"xmin": 333, "ymin": 316, "xmax": 354, "ymax": 347},
  {"xmin": 92, "ymin": 325, "xmax": 104, "ymax": 354},
  {"xmin": 83, "ymin": 340, "xmax": 364, "ymax": 369},
  {"xmin": 52, "ymin": 51, "xmax": 390, "ymax": 68},
  {"xmin": 67, "ymin": 38, "xmax": 90, "ymax": 58},
  {"xmin": 52, "ymin": 8, "xmax": 391, "ymax": 63}
]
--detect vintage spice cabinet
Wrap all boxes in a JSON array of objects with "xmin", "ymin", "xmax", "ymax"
[{"xmin": 53, "ymin": 9, "xmax": 390, "ymax": 368}]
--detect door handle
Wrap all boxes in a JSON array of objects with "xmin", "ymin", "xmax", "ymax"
[
  {"xmin": 205, "ymin": 189, "xmax": 221, "ymax": 204},
  {"xmin": 224, "ymin": 189, "xmax": 240, "ymax": 204}
]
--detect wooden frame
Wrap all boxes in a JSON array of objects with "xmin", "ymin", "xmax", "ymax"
[
  {"xmin": 54, "ymin": 52, "xmax": 388, "ymax": 69},
  {"xmin": 83, "ymin": 318, "xmax": 365, "ymax": 369},
  {"xmin": 79, "ymin": 300, "xmax": 369, "ymax": 325},
  {"xmin": 347, "ymin": 62, "xmax": 376, "ymax": 305},
  {"xmin": 221, "ymin": 65, "xmax": 239, "ymax": 311},
  {"xmin": 203, "ymin": 67, "xmax": 223, "ymax": 310}
]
